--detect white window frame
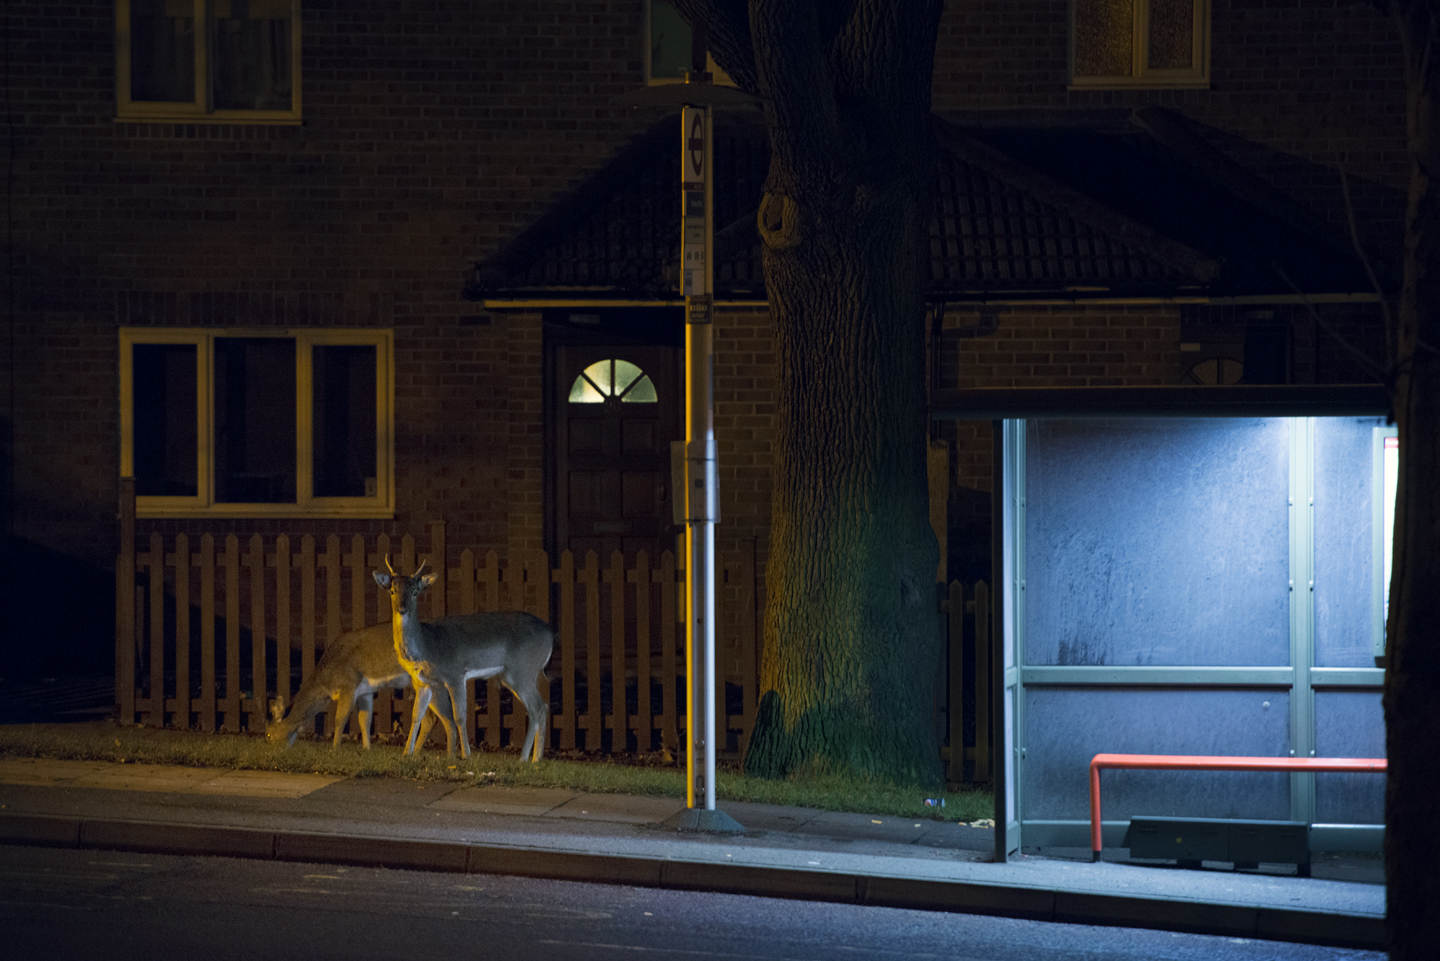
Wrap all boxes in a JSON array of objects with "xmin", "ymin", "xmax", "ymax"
[
  {"xmin": 1068, "ymin": 0, "xmax": 1210, "ymax": 90},
  {"xmin": 116, "ymin": 0, "xmax": 303, "ymax": 124},
  {"xmin": 120, "ymin": 327, "xmax": 394, "ymax": 518},
  {"xmin": 644, "ymin": 0, "xmax": 735, "ymax": 87}
]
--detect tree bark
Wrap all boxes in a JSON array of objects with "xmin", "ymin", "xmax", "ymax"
[
  {"xmin": 1382, "ymin": 4, "xmax": 1440, "ymax": 956},
  {"xmin": 677, "ymin": 0, "xmax": 946, "ymax": 785}
]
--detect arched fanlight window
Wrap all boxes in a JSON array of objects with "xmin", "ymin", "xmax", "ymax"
[{"xmin": 568, "ymin": 359, "xmax": 657, "ymax": 404}]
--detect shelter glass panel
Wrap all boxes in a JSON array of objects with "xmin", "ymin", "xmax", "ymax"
[
  {"xmin": 1314, "ymin": 690, "xmax": 1386, "ymax": 824},
  {"xmin": 1025, "ymin": 418, "xmax": 1291, "ymax": 667},
  {"xmin": 1024, "ymin": 688, "xmax": 1292, "ymax": 821},
  {"xmin": 1313, "ymin": 416, "xmax": 1384, "ymax": 667}
]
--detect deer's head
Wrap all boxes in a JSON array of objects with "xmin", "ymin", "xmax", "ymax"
[
  {"xmin": 264, "ymin": 697, "xmax": 291, "ymax": 744},
  {"xmin": 372, "ymin": 555, "xmax": 437, "ymax": 618}
]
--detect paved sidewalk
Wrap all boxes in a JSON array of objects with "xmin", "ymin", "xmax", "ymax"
[{"xmin": 0, "ymin": 754, "xmax": 1385, "ymax": 950}]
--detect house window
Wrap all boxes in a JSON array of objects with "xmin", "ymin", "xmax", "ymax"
[
  {"xmin": 120, "ymin": 328, "xmax": 393, "ymax": 517},
  {"xmin": 116, "ymin": 0, "xmax": 301, "ymax": 123},
  {"xmin": 1069, "ymin": 0, "xmax": 1209, "ymax": 89},
  {"xmin": 569, "ymin": 359, "xmax": 658, "ymax": 404},
  {"xmin": 646, "ymin": 1, "xmax": 734, "ymax": 85}
]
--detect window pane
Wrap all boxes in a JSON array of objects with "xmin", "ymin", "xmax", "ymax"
[
  {"xmin": 1074, "ymin": 0, "xmax": 1134, "ymax": 78},
  {"xmin": 621, "ymin": 374, "xmax": 657, "ymax": 403},
  {"xmin": 650, "ymin": 1, "xmax": 691, "ymax": 80},
  {"xmin": 130, "ymin": 0, "xmax": 196, "ymax": 103},
  {"xmin": 312, "ymin": 344, "xmax": 378, "ymax": 498},
  {"xmin": 212, "ymin": 0, "xmax": 293, "ymax": 111},
  {"xmin": 215, "ymin": 338, "xmax": 296, "ymax": 503},
  {"xmin": 614, "ymin": 359, "xmax": 643, "ymax": 395},
  {"xmin": 132, "ymin": 343, "xmax": 198, "ymax": 496},
  {"xmin": 569, "ymin": 375, "xmax": 605, "ymax": 404},
  {"xmin": 582, "ymin": 360, "xmax": 614, "ymax": 396},
  {"xmin": 1148, "ymin": 0, "xmax": 1194, "ymax": 70}
]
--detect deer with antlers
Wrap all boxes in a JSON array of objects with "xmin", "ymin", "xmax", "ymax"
[{"xmin": 373, "ymin": 557, "xmax": 554, "ymax": 761}]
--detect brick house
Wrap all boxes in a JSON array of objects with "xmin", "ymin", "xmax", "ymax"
[{"xmin": 2, "ymin": 1, "xmax": 1407, "ymax": 700}]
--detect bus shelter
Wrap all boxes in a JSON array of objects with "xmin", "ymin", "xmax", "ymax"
[{"xmin": 933, "ymin": 385, "xmax": 1392, "ymax": 862}]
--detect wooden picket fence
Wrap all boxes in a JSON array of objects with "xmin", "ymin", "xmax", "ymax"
[
  {"xmin": 117, "ymin": 522, "xmax": 763, "ymax": 758},
  {"xmin": 115, "ymin": 513, "xmax": 993, "ymax": 778}
]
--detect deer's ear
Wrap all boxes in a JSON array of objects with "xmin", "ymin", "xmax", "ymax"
[
  {"xmin": 421, "ymin": 572, "xmax": 439, "ymax": 589},
  {"xmin": 270, "ymin": 699, "xmax": 285, "ymax": 722},
  {"xmin": 373, "ymin": 571, "xmax": 390, "ymax": 588}
]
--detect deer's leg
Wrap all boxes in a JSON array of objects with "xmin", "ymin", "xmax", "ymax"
[
  {"xmin": 406, "ymin": 682, "xmax": 435, "ymax": 754},
  {"xmin": 406, "ymin": 686, "xmax": 440, "ymax": 750},
  {"xmin": 333, "ymin": 688, "xmax": 358, "ymax": 750},
  {"xmin": 355, "ymin": 692, "xmax": 375, "ymax": 750},
  {"xmin": 507, "ymin": 674, "xmax": 548, "ymax": 763},
  {"xmin": 418, "ymin": 697, "xmax": 439, "ymax": 747},
  {"xmin": 447, "ymin": 681, "xmax": 471, "ymax": 759},
  {"xmin": 421, "ymin": 682, "xmax": 457, "ymax": 756}
]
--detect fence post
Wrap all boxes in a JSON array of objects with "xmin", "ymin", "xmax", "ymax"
[
  {"xmin": 249, "ymin": 534, "xmax": 267, "ymax": 732},
  {"xmin": 174, "ymin": 533, "xmax": 191, "ymax": 730},
  {"xmin": 200, "ymin": 533, "xmax": 216, "ymax": 733},
  {"xmin": 115, "ymin": 477, "xmax": 136, "ymax": 725},
  {"xmin": 348, "ymin": 535, "xmax": 367, "ymax": 632},
  {"xmin": 582, "ymin": 550, "xmax": 601, "ymax": 750},
  {"xmin": 605, "ymin": 551, "xmax": 625, "ymax": 750},
  {"xmin": 556, "ymin": 550, "xmax": 576, "ymax": 751},
  {"xmin": 147, "ymin": 532, "xmax": 165, "ymax": 727},
  {"xmin": 275, "ymin": 534, "xmax": 291, "ymax": 711},
  {"xmin": 223, "ymin": 535, "xmax": 241, "ymax": 733},
  {"xmin": 299, "ymin": 534, "xmax": 316, "ymax": 685},
  {"xmin": 630, "ymin": 551, "xmax": 653, "ymax": 752}
]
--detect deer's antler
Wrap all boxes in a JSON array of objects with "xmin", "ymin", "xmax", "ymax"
[
  {"xmin": 413, "ymin": 559, "xmax": 427, "ymax": 578},
  {"xmin": 385, "ymin": 554, "xmax": 397, "ymax": 576}
]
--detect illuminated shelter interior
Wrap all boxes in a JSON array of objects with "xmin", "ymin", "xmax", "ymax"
[{"xmin": 934, "ymin": 385, "xmax": 1392, "ymax": 860}]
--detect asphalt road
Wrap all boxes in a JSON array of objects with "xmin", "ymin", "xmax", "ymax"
[{"xmin": 0, "ymin": 844, "xmax": 1382, "ymax": 961}]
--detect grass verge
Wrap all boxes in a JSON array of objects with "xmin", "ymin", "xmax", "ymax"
[{"xmin": 0, "ymin": 721, "xmax": 992, "ymax": 823}]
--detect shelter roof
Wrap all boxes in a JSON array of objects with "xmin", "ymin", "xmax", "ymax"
[{"xmin": 465, "ymin": 107, "xmax": 1375, "ymax": 305}]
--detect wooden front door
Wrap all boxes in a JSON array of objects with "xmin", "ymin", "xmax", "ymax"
[{"xmin": 550, "ymin": 341, "xmax": 683, "ymax": 563}]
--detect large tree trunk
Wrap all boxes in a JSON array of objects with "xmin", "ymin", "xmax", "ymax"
[
  {"xmin": 693, "ymin": 1, "xmax": 946, "ymax": 785},
  {"xmin": 1385, "ymin": 5, "xmax": 1440, "ymax": 957}
]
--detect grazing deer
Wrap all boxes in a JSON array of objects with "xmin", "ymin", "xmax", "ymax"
[
  {"xmin": 373, "ymin": 558, "xmax": 554, "ymax": 762},
  {"xmin": 265, "ymin": 623, "xmax": 446, "ymax": 750}
]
